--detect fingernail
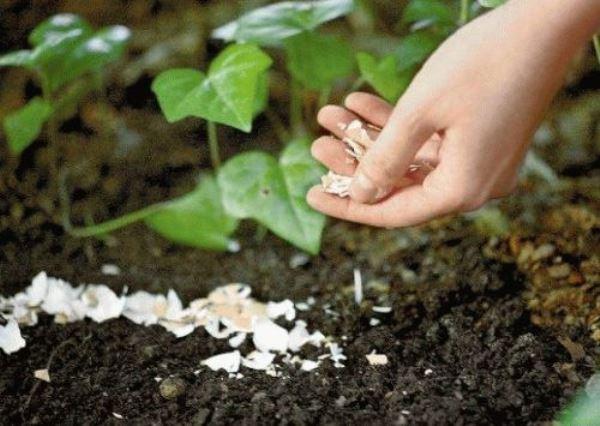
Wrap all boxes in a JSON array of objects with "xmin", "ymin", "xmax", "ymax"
[{"xmin": 350, "ymin": 173, "xmax": 389, "ymax": 204}]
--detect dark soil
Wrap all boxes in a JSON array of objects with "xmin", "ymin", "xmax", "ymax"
[{"xmin": 1, "ymin": 1, "xmax": 599, "ymax": 425}]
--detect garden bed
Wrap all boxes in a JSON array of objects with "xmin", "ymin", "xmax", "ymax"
[{"xmin": 1, "ymin": 0, "xmax": 598, "ymax": 424}]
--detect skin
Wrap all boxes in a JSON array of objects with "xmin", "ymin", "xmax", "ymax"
[{"xmin": 307, "ymin": 0, "xmax": 600, "ymax": 228}]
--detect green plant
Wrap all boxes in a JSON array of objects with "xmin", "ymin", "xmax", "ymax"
[
  {"xmin": 0, "ymin": 13, "xmax": 130, "ymax": 155},
  {"xmin": 218, "ymin": 138, "xmax": 325, "ymax": 254},
  {"xmin": 67, "ymin": 43, "xmax": 271, "ymax": 251},
  {"xmin": 557, "ymin": 386, "xmax": 600, "ymax": 425},
  {"xmin": 213, "ymin": 0, "xmax": 356, "ymax": 136},
  {"xmin": 68, "ymin": 0, "xmax": 540, "ymax": 255},
  {"xmin": 151, "ymin": 43, "xmax": 273, "ymax": 166}
]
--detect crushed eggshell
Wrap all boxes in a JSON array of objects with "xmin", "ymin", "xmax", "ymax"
[
  {"xmin": 1, "ymin": 272, "xmax": 347, "ymax": 376},
  {"xmin": 253, "ymin": 318, "xmax": 289, "ymax": 353},
  {"xmin": 372, "ymin": 306, "xmax": 392, "ymax": 313},
  {"xmin": 321, "ymin": 171, "xmax": 352, "ymax": 198},
  {"xmin": 242, "ymin": 351, "xmax": 276, "ymax": 370},
  {"xmin": 228, "ymin": 332, "xmax": 247, "ymax": 348},
  {"xmin": 338, "ymin": 119, "xmax": 378, "ymax": 160},
  {"xmin": 0, "ymin": 319, "xmax": 26, "ymax": 355},
  {"xmin": 34, "ymin": 368, "xmax": 51, "ymax": 382},
  {"xmin": 201, "ymin": 350, "xmax": 241, "ymax": 373},
  {"xmin": 300, "ymin": 360, "xmax": 320, "ymax": 372},
  {"xmin": 101, "ymin": 264, "xmax": 121, "ymax": 276},
  {"xmin": 322, "ymin": 120, "xmax": 430, "ymax": 198},
  {"xmin": 266, "ymin": 299, "xmax": 296, "ymax": 321},
  {"xmin": 353, "ymin": 268, "xmax": 363, "ymax": 305},
  {"xmin": 366, "ymin": 351, "xmax": 388, "ymax": 366},
  {"xmin": 81, "ymin": 285, "xmax": 125, "ymax": 323}
]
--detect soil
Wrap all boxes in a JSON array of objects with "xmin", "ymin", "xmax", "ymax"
[{"xmin": 1, "ymin": 1, "xmax": 599, "ymax": 425}]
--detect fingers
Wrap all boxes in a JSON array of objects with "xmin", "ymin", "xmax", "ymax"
[
  {"xmin": 306, "ymin": 177, "xmax": 451, "ymax": 228},
  {"xmin": 317, "ymin": 105, "xmax": 360, "ymax": 138},
  {"xmin": 311, "ymin": 136, "xmax": 357, "ymax": 175},
  {"xmin": 349, "ymin": 104, "xmax": 436, "ymax": 204},
  {"xmin": 344, "ymin": 92, "xmax": 393, "ymax": 128}
]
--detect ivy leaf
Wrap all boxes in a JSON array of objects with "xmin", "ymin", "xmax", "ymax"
[
  {"xmin": 28, "ymin": 13, "xmax": 92, "ymax": 46},
  {"xmin": 478, "ymin": 0, "xmax": 506, "ymax": 8},
  {"xmin": 395, "ymin": 31, "xmax": 444, "ymax": 71},
  {"xmin": 45, "ymin": 25, "xmax": 131, "ymax": 92},
  {"xmin": 218, "ymin": 138, "xmax": 326, "ymax": 254},
  {"xmin": 253, "ymin": 72, "xmax": 269, "ymax": 118},
  {"xmin": 145, "ymin": 175, "xmax": 239, "ymax": 251},
  {"xmin": 284, "ymin": 32, "xmax": 354, "ymax": 91},
  {"xmin": 402, "ymin": 0, "xmax": 457, "ymax": 27},
  {"xmin": 558, "ymin": 391, "xmax": 600, "ymax": 425},
  {"xmin": 212, "ymin": 0, "xmax": 355, "ymax": 47},
  {"xmin": 3, "ymin": 98, "xmax": 53, "ymax": 154},
  {"xmin": 356, "ymin": 52, "xmax": 411, "ymax": 103},
  {"xmin": 0, "ymin": 50, "xmax": 32, "ymax": 68},
  {"xmin": 151, "ymin": 43, "xmax": 272, "ymax": 132},
  {"xmin": 0, "ymin": 14, "xmax": 129, "ymax": 93}
]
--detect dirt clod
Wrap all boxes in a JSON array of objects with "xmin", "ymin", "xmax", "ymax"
[{"xmin": 159, "ymin": 377, "xmax": 187, "ymax": 400}]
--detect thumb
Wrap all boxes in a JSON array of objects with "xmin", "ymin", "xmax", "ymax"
[{"xmin": 349, "ymin": 105, "xmax": 436, "ymax": 204}]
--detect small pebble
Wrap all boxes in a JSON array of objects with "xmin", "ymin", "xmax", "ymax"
[
  {"xmin": 159, "ymin": 377, "xmax": 187, "ymax": 400},
  {"xmin": 289, "ymin": 253, "xmax": 310, "ymax": 269},
  {"xmin": 548, "ymin": 264, "xmax": 571, "ymax": 279},
  {"xmin": 531, "ymin": 244, "xmax": 555, "ymax": 262}
]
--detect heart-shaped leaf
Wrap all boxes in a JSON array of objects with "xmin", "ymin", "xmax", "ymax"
[
  {"xmin": 356, "ymin": 52, "xmax": 411, "ymax": 103},
  {"xmin": 0, "ymin": 50, "xmax": 32, "ymax": 67},
  {"xmin": 145, "ymin": 175, "xmax": 239, "ymax": 251},
  {"xmin": 218, "ymin": 138, "xmax": 325, "ymax": 254},
  {"xmin": 0, "ymin": 14, "xmax": 130, "ymax": 93},
  {"xmin": 3, "ymin": 98, "xmax": 53, "ymax": 154},
  {"xmin": 212, "ymin": 0, "xmax": 355, "ymax": 47},
  {"xmin": 28, "ymin": 13, "xmax": 92, "ymax": 46},
  {"xmin": 151, "ymin": 43, "xmax": 272, "ymax": 132},
  {"xmin": 284, "ymin": 32, "xmax": 354, "ymax": 91}
]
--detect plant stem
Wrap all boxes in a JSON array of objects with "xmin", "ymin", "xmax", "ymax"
[
  {"xmin": 593, "ymin": 34, "xmax": 600, "ymax": 66},
  {"xmin": 289, "ymin": 77, "xmax": 303, "ymax": 136},
  {"xmin": 40, "ymin": 76, "xmax": 62, "ymax": 214},
  {"xmin": 350, "ymin": 77, "xmax": 365, "ymax": 92},
  {"xmin": 65, "ymin": 203, "xmax": 164, "ymax": 238},
  {"xmin": 60, "ymin": 166, "xmax": 163, "ymax": 239},
  {"xmin": 264, "ymin": 107, "xmax": 290, "ymax": 144},
  {"xmin": 459, "ymin": 0, "xmax": 470, "ymax": 26},
  {"xmin": 207, "ymin": 121, "xmax": 221, "ymax": 169}
]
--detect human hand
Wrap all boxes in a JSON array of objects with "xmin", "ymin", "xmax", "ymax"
[{"xmin": 307, "ymin": 0, "xmax": 600, "ymax": 227}]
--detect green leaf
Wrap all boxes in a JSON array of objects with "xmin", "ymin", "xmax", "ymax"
[
  {"xmin": 356, "ymin": 52, "xmax": 411, "ymax": 103},
  {"xmin": 3, "ymin": 98, "xmax": 53, "ymax": 154},
  {"xmin": 402, "ymin": 0, "xmax": 457, "ymax": 26},
  {"xmin": 395, "ymin": 31, "xmax": 443, "ymax": 71},
  {"xmin": 45, "ymin": 25, "xmax": 131, "ymax": 92},
  {"xmin": 253, "ymin": 72, "xmax": 269, "ymax": 117},
  {"xmin": 218, "ymin": 138, "xmax": 326, "ymax": 254},
  {"xmin": 0, "ymin": 50, "xmax": 32, "ymax": 68},
  {"xmin": 212, "ymin": 0, "xmax": 355, "ymax": 47},
  {"xmin": 151, "ymin": 44, "xmax": 272, "ymax": 132},
  {"xmin": 145, "ymin": 175, "xmax": 239, "ymax": 251},
  {"xmin": 478, "ymin": 0, "xmax": 506, "ymax": 8},
  {"xmin": 284, "ymin": 32, "xmax": 354, "ymax": 91},
  {"xmin": 558, "ymin": 391, "xmax": 600, "ymax": 425},
  {"xmin": 28, "ymin": 13, "xmax": 92, "ymax": 47}
]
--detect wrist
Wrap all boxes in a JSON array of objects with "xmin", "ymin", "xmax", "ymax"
[{"xmin": 508, "ymin": 0, "xmax": 600, "ymax": 43}]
